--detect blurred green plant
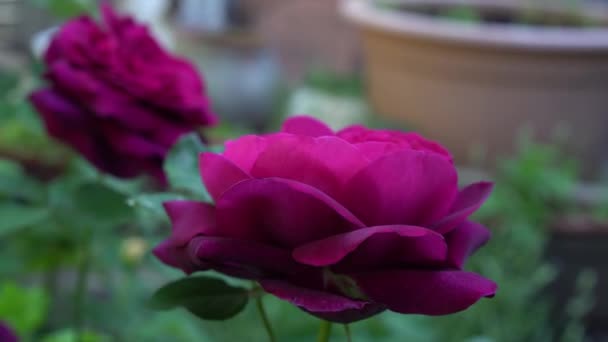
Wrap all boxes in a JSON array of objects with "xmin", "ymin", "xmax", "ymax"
[
  {"xmin": 30, "ymin": 0, "xmax": 97, "ymax": 19},
  {"xmin": 0, "ymin": 282, "xmax": 49, "ymax": 340}
]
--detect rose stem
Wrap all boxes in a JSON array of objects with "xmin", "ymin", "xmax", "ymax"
[
  {"xmin": 73, "ymin": 242, "xmax": 92, "ymax": 342},
  {"xmin": 255, "ymin": 296, "xmax": 276, "ymax": 342},
  {"xmin": 344, "ymin": 324, "xmax": 352, "ymax": 342},
  {"xmin": 316, "ymin": 320, "xmax": 333, "ymax": 342}
]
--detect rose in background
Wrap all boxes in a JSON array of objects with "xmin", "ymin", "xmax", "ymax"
[
  {"xmin": 0, "ymin": 321, "xmax": 18, "ymax": 342},
  {"xmin": 29, "ymin": 4, "xmax": 216, "ymax": 184},
  {"xmin": 154, "ymin": 116, "xmax": 497, "ymax": 323}
]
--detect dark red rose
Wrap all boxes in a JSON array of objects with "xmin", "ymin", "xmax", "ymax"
[
  {"xmin": 29, "ymin": 5, "xmax": 216, "ymax": 183},
  {"xmin": 154, "ymin": 116, "xmax": 496, "ymax": 323}
]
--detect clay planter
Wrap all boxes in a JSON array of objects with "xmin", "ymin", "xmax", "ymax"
[{"xmin": 342, "ymin": 0, "xmax": 608, "ymax": 177}]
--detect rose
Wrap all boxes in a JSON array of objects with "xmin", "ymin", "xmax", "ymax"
[
  {"xmin": 0, "ymin": 321, "xmax": 18, "ymax": 342},
  {"xmin": 29, "ymin": 5, "xmax": 216, "ymax": 184},
  {"xmin": 154, "ymin": 116, "xmax": 497, "ymax": 323}
]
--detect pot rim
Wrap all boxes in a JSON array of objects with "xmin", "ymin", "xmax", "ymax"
[{"xmin": 340, "ymin": 0, "xmax": 608, "ymax": 51}]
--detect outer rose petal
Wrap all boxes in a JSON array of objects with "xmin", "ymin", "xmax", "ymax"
[
  {"xmin": 99, "ymin": 121, "xmax": 165, "ymax": 158},
  {"xmin": 216, "ymin": 178, "xmax": 364, "ymax": 248},
  {"xmin": 343, "ymin": 150, "xmax": 458, "ymax": 227},
  {"xmin": 188, "ymin": 236, "xmax": 308, "ymax": 279},
  {"xmin": 153, "ymin": 240, "xmax": 200, "ymax": 274},
  {"xmin": 200, "ymin": 153, "xmax": 250, "ymax": 202},
  {"xmin": 251, "ymin": 134, "xmax": 368, "ymax": 199},
  {"xmin": 260, "ymin": 280, "xmax": 384, "ymax": 323},
  {"xmin": 29, "ymin": 89, "xmax": 102, "ymax": 166},
  {"xmin": 281, "ymin": 116, "xmax": 334, "ymax": 137},
  {"xmin": 293, "ymin": 225, "xmax": 446, "ymax": 270},
  {"xmin": 433, "ymin": 182, "xmax": 494, "ymax": 234},
  {"xmin": 48, "ymin": 60, "xmax": 189, "ymax": 141},
  {"xmin": 163, "ymin": 201, "xmax": 217, "ymax": 246},
  {"xmin": 353, "ymin": 270, "xmax": 497, "ymax": 315},
  {"xmin": 445, "ymin": 221, "xmax": 491, "ymax": 268}
]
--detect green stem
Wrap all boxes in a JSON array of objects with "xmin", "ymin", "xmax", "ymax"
[
  {"xmin": 73, "ymin": 245, "xmax": 92, "ymax": 342},
  {"xmin": 344, "ymin": 324, "xmax": 352, "ymax": 342},
  {"xmin": 316, "ymin": 320, "xmax": 333, "ymax": 342},
  {"xmin": 255, "ymin": 296, "xmax": 276, "ymax": 342}
]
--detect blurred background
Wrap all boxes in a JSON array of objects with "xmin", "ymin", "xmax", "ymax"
[{"xmin": 1, "ymin": 0, "xmax": 608, "ymax": 341}]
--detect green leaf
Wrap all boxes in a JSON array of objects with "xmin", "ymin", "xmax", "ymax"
[
  {"xmin": 163, "ymin": 133, "xmax": 213, "ymax": 201},
  {"xmin": 31, "ymin": 0, "xmax": 97, "ymax": 19},
  {"xmin": 0, "ymin": 204, "xmax": 49, "ymax": 236},
  {"xmin": 0, "ymin": 159, "xmax": 44, "ymax": 202},
  {"xmin": 73, "ymin": 182, "xmax": 134, "ymax": 226},
  {"xmin": 149, "ymin": 276, "xmax": 249, "ymax": 321},
  {"xmin": 0, "ymin": 282, "xmax": 49, "ymax": 337},
  {"xmin": 41, "ymin": 329, "xmax": 109, "ymax": 342}
]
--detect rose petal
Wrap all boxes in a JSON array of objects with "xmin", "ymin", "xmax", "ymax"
[
  {"xmin": 261, "ymin": 279, "xmax": 385, "ymax": 323},
  {"xmin": 29, "ymin": 89, "xmax": 102, "ymax": 165},
  {"xmin": 354, "ymin": 141, "xmax": 408, "ymax": 161},
  {"xmin": 433, "ymin": 182, "xmax": 494, "ymax": 234},
  {"xmin": 163, "ymin": 201, "xmax": 217, "ymax": 246},
  {"xmin": 216, "ymin": 178, "xmax": 364, "ymax": 248},
  {"xmin": 100, "ymin": 121, "xmax": 166, "ymax": 158},
  {"xmin": 353, "ymin": 270, "xmax": 497, "ymax": 315},
  {"xmin": 338, "ymin": 126, "xmax": 453, "ymax": 162},
  {"xmin": 200, "ymin": 152, "xmax": 251, "ymax": 202},
  {"xmin": 281, "ymin": 116, "xmax": 334, "ymax": 137},
  {"xmin": 47, "ymin": 61, "xmax": 191, "ymax": 146},
  {"xmin": 251, "ymin": 134, "xmax": 368, "ymax": 199},
  {"xmin": 343, "ymin": 150, "xmax": 458, "ymax": 227},
  {"xmin": 188, "ymin": 236, "xmax": 306, "ymax": 279},
  {"xmin": 223, "ymin": 135, "xmax": 268, "ymax": 172},
  {"xmin": 260, "ymin": 279, "xmax": 367, "ymax": 312},
  {"xmin": 293, "ymin": 225, "xmax": 446, "ymax": 270},
  {"xmin": 445, "ymin": 221, "xmax": 491, "ymax": 268},
  {"xmin": 153, "ymin": 240, "xmax": 201, "ymax": 274}
]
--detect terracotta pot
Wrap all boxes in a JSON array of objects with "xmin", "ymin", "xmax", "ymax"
[{"xmin": 342, "ymin": 0, "xmax": 608, "ymax": 177}]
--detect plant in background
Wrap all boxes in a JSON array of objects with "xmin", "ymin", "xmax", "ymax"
[
  {"xmin": 150, "ymin": 116, "xmax": 497, "ymax": 341},
  {"xmin": 29, "ymin": 4, "xmax": 216, "ymax": 185}
]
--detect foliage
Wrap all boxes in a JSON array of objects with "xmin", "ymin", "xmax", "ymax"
[{"xmin": 30, "ymin": 0, "xmax": 97, "ymax": 19}]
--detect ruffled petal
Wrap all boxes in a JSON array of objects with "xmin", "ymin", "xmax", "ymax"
[
  {"xmin": 152, "ymin": 240, "xmax": 202, "ymax": 274},
  {"xmin": 222, "ymin": 135, "xmax": 268, "ymax": 172},
  {"xmin": 29, "ymin": 89, "xmax": 102, "ymax": 165},
  {"xmin": 216, "ymin": 178, "xmax": 364, "ymax": 248},
  {"xmin": 353, "ymin": 270, "xmax": 497, "ymax": 315},
  {"xmin": 445, "ymin": 221, "xmax": 491, "ymax": 268},
  {"xmin": 251, "ymin": 134, "xmax": 368, "ymax": 199},
  {"xmin": 163, "ymin": 201, "xmax": 217, "ymax": 246},
  {"xmin": 293, "ymin": 225, "xmax": 446, "ymax": 270},
  {"xmin": 433, "ymin": 182, "xmax": 494, "ymax": 234},
  {"xmin": 200, "ymin": 152, "xmax": 250, "ymax": 202},
  {"xmin": 281, "ymin": 116, "xmax": 334, "ymax": 137},
  {"xmin": 343, "ymin": 150, "xmax": 458, "ymax": 227},
  {"xmin": 188, "ymin": 236, "xmax": 307, "ymax": 279}
]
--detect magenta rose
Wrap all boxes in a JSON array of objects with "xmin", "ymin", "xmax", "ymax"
[
  {"xmin": 0, "ymin": 321, "xmax": 18, "ymax": 342},
  {"xmin": 29, "ymin": 5, "xmax": 216, "ymax": 184},
  {"xmin": 154, "ymin": 116, "xmax": 497, "ymax": 323}
]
